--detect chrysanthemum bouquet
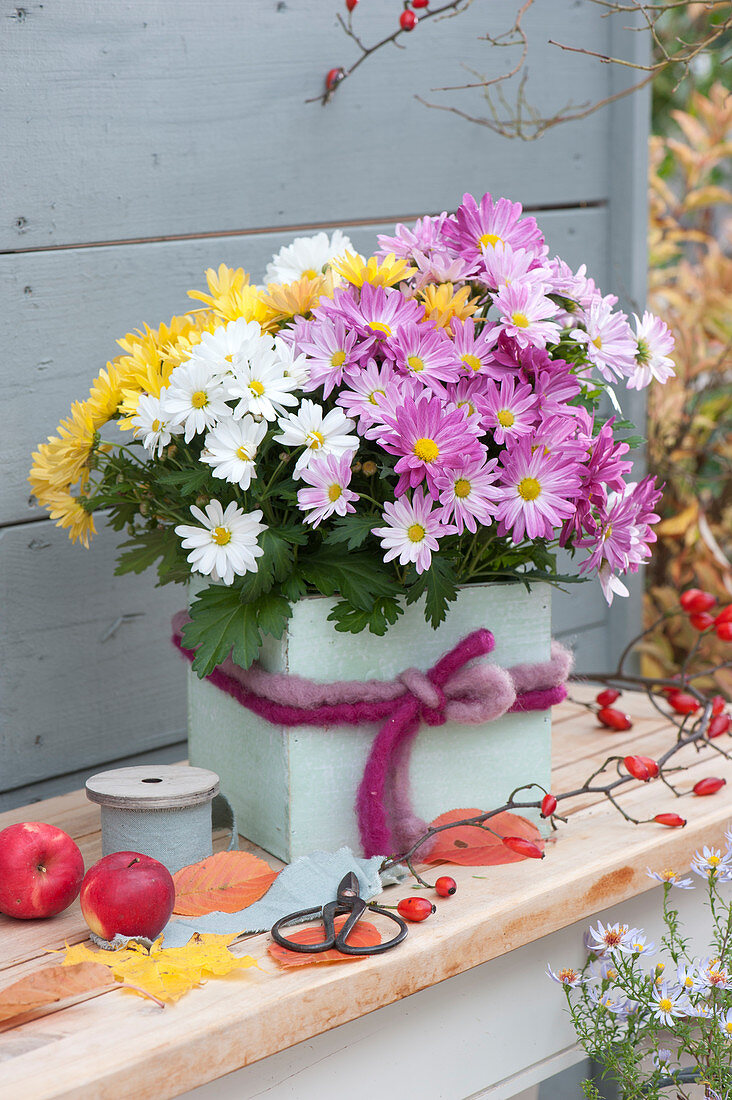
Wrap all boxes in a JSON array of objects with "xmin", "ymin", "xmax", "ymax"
[
  {"xmin": 30, "ymin": 193, "xmax": 674, "ymax": 676},
  {"xmin": 549, "ymin": 837, "xmax": 732, "ymax": 1099}
]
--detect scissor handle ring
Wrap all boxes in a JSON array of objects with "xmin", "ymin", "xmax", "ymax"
[
  {"xmin": 336, "ymin": 905, "xmax": 409, "ymax": 955},
  {"xmin": 270, "ymin": 905, "xmax": 334, "ymax": 953}
]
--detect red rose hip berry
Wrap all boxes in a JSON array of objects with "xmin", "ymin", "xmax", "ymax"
[
  {"xmin": 541, "ymin": 793, "xmax": 558, "ymax": 817},
  {"xmin": 435, "ymin": 876, "xmax": 457, "ymax": 897},
  {"xmin": 502, "ymin": 836, "xmax": 544, "ymax": 859},
  {"xmin": 693, "ymin": 776, "xmax": 726, "ymax": 796},
  {"xmin": 597, "ymin": 706, "xmax": 633, "ymax": 731},
  {"xmin": 680, "ymin": 589, "xmax": 716, "ymax": 614},
  {"xmin": 346, "ymin": 0, "xmax": 358, "ymax": 10},
  {"xmin": 596, "ymin": 688, "xmax": 620, "ymax": 706},
  {"xmin": 689, "ymin": 612, "xmax": 715, "ymax": 631},
  {"xmin": 654, "ymin": 813, "xmax": 686, "ymax": 827},
  {"xmin": 716, "ymin": 621, "xmax": 732, "ymax": 643},
  {"xmin": 708, "ymin": 714, "xmax": 731, "ymax": 738},
  {"xmin": 668, "ymin": 691, "xmax": 700, "ymax": 715},
  {"xmin": 412, "ymin": 0, "xmax": 429, "ymax": 6},
  {"xmin": 399, "ymin": 10, "xmax": 418, "ymax": 30},
  {"xmin": 325, "ymin": 68, "xmax": 344, "ymax": 92},
  {"xmin": 397, "ymin": 896, "xmax": 435, "ymax": 922}
]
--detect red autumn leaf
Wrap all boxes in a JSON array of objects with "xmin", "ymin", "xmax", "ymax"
[
  {"xmin": 422, "ymin": 807, "xmax": 545, "ymax": 866},
  {"xmin": 268, "ymin": 914, "xmax": 381, "ymax": 968},
  {"xmin": 173, "ymin": 850, "xmax": 279, "ymax": 916}
]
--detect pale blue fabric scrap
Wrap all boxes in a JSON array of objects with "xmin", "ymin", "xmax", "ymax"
[{"xmin": 160, "ymin": 846, "xmax": 403, "ymax": 949}]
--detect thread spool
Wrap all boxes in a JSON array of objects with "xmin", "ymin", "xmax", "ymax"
[{"xmin": 85, "ymin": 765, "xmax": 220, "ymax": 874}]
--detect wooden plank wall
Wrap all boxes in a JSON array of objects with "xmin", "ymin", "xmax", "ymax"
[{"xmin": 0, "ymin": 0, "xmax": 650, "ymax": 808}]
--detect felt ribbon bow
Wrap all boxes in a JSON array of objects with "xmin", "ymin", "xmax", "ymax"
[{"xmin": 172, "ymin": 614, "xmax": 571, "ymax": 858}]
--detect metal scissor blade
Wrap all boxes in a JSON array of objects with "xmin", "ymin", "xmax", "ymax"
[{"xmin": 336, "ymin": 871, "xmax": 361, "ymax": 902}]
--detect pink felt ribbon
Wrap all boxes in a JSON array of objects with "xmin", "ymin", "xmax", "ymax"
[{"xmin": 172, "ymin": 611, "xmax": 572, "ymax": 857}]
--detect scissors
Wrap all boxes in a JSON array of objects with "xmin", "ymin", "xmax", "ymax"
[{"xmin": 270, "ymin": 872, "xmax": 408, "ymax": 955}]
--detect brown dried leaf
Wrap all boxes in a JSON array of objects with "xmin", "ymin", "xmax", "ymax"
[{"xmin": 0, "ymin": 962, "xmax": 117, "ymax": 1025}]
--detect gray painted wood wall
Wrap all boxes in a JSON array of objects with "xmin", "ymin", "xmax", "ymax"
[{"xmin": 1, "ymin": 0, "xmax": 650, "ymax": 809}]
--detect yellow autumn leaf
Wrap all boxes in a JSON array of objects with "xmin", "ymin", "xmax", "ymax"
[
  {"xmin": 655, "ymin": 503, "xmax": 698, "ymax": 538},
  {"xmin": 62, "ymin": 933, "xmax": 256, "ymax": 1003}
]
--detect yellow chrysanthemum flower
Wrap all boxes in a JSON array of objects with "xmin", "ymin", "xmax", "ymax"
[
  {"xmin": 115, "ymin": 314, "xmax": 209, "ymax": 427},
  {"xmin": 262, "ymin": 271, "xmax": 336, "ymax": 323},
  {"xmin": 187, "ymin": 265, "xmax": 270, "ymax": 326},
  {"xmin": 29, "ymin": 401, "xmax": 99, "ymax": 493},
  {"xmin": 420, "ymin": 283, "xmax": 480, "ymax": 328},
  {"xmin": 37, "ymin": 488, "xmax": 96, "ymax": 547},
  {"xmin": 87, "ymin": 364, "xmax": 123, "ymax": 426},
  {"xmin": 333, "ymin": 251, "xmax": 416, "ymax": 289}
]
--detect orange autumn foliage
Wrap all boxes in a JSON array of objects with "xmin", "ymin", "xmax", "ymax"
[
  {"xmin": 0, "ymin": 962, "xmax": 117, "ymax": 1026},
  {"xmin": 173, "ymin": 850, "xmax": 278, "ymax": 916},
  {"xmin": 421, "ymin": 808, "xmax": 544, "ymax": 866},
  {"xmin": 268, "ymin": 914, "xmax": 382, "ymax": 969}
]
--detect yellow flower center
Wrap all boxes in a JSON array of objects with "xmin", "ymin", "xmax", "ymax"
[
  {"xmin": 407, "ymin": 355, "xmax": 425, "ymax": 373},
  {"xmin": 302, "ymin": 268, "xmax": 318, "ymax": 279},
  {"xmin": 497, "ymin": 408, "xmax": 515, "ymax": 428},
  {"xmin": 407, "ymin": 523, "xmax": 426, "ymax": 543},
  {"xmin": 511, "ymin": 312, "xmax": 530, "ymax": 329},
  {"xmin": 592, "ymin": 334, "xmax": 603, "ymax": 350},
  {"xmin": 558, "ymin": 968, "xmax": 577, "ymax": 984},
  {"xmin": 191, "ymin": 390, "xmax": 208, "ymax": 409},
  {"xmin": 330, "ymin": 349, "xmax": 347, "ymax": 368},
  {"xmin": 454, "ymin": 478, "xmax": 471, "ymax": 499},
  {"xmin": 327, "ymin": 483, "xmax": 342, "ymax": 502},
  {"xmin": 236, "ymin": 445, "xmax": 251, "ymax": 461},
  {"xmin": 517, "ymin": 476, "xmax": 541, "ymax": 501},
  {"xmin": 709, "ymin": 971, "xmax": 725, "ymax": 985},
  {"xmin": 659, "ymin": 998, "xmax": 673, "ymax": 1012},
  {"xmin": 709, "ymin": 855, "xmax": 721, "ymax": 865},
  {"xmin": 369, "ymin": 388, "xmax": 386, "ymax": 405},
  {"xmin": 249, "ymin": 380, "xmax": 265, "ymax": 396},
  {"xmin": 308, "ymin": 430, "xmax": 325, "ymax": 450},
  {"xmin": 224, "ymin": 353, "xmax": 234, "ymax": 363},
  {"xmin": 684, "ymin": 977, "xmax": 693, "ymax": 987},
  {"xmin": 726, "ymin": 1022, "xmax": 732, "ymax": 1034},
  {"xmin": 462, "ymin": 353, "xmax": 483, "ymax": 372},
  {"xmin": 368, "ymin": 320, "xmax": 392, "ymax": 337},
  {"xmin": 151, "ymin": 419, "xmax": 162, "ymax": 432},
  {"xmin": 661, "ymin": 869, "xmax": 677, "ymax": 880},
  {"xmin": 607, "ymin": 968, "xmax": 618, "ymax": 981},
  {"xmin": 604, "ymin": 929, "xmax": 624, "ymax": 946},
  {"xmin": 212, "ymin": 526, "xmax": 232, "ymax": 546},
  {"xmin": 413, "ymin": 437, "xmax": 440, "ymax": 463},
  {"xmin": 478, "ymin": 232, "xmax": 503, "ymax": 249}
]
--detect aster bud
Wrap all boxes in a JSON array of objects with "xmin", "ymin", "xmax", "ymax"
[{"xmin": 362, "ymin": 460, "xmax": 377, "ymax": 476}]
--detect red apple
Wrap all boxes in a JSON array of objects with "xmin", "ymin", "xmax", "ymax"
[
  {"xmin": 80, "ymin": 851, "xmax": 175, "ymax": 941},
  {"xmin": 0, "ymin": 822, "xmax": 85, "ymax": 919}
]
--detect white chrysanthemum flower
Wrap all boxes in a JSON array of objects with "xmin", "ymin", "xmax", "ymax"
[
  {"xmin": 131, "ymin": 393, "xmax": 175, "ymax": 457},
  {"xmin": 627, "ymin": 311, "xmax": 676, "ymax": 390},
  {"xmin": 264, "ymin": 230, "xmax": 353, "ymax": 284},
  {"xmin": 175, "ymin": 500, "xmax": 265, "ymax": 586},
  {"xmin": 161, "ymin": 360, "xmax": 231, "ymax": 443},
  {"xmin": 187, "ymin": 318, "xmax": 264, "ymax": 378},
  {"xmin": 273, "ymin": 335, "xmax": 310, "ymax": 389},
  {"xmin": 274, "ymin": 398, "xmax": 358, "ymax": 475},
  {"xmin": 227, "ymin": 344, "xmax": 300, "ymax": 422},
  {"xmin": 201, "ymin": 415, "xmax": 268, "ymax": 490}
]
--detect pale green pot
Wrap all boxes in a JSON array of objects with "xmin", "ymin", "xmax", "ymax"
[{"xmin": 186, "ymin": 581, "xmax": 552, "ymax": 863}]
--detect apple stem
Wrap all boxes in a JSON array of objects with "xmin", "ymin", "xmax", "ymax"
[{"xmin": 126, "ymin": 857, "xmax": 141, "ymax": 869}]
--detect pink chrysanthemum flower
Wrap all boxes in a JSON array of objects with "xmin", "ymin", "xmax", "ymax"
[
  {"xmin": 444, "ymin": 378, "xmax": 489, "ymax": 434},
  {"xmin": 628, "ymin": 311, "xmax": 675, "ymax": 389},
  {"xmin": 321, "ymin": 283, "xmax": 424, "ymax": 359},
  {"xmin": 296, "ymin": 453, "xmax": 360, "ymax": 527},
  {"xmin": 578, "ymin": 475, "xmax": 662, "ymax": 603},
  {"xmin": 532, "ymin": 360, "xmax": 582, "ymax": 415},
  {"xmin": 377, "ymin": 213, "xmax": 453, "ymax": 261},
  {"xmin": 389, "ymin": 322, "xmax": 461, "ymax": 393},
  {"xmin": 372, "ymin": 488, "xmax": 455, "ymax": 574},
  {"xmin": 480, "ymin": 376, "xmax": 538, "ymax": 445},
  {"xmin": 296, "ymin": 315, "xmax": 360, "ymax": 397},
  {"xmin": 336, "ymin": 359, "xmax": 405, "ymax": 430},
  {"xmin": 494, "ymin": 282, "xmax": 561, "ymax": 350},
  {"xmin": 546, "ymin": 257, "xmax": 601, "ymax": 323},
  {"xmin": 444, "ymin": 192, "xmax": 545, "ymax": 271},
  {"xmin": 570, "ymin": 295, "xmax": 637, "ymax": 382},
  {"xmin": 479, "ymin": 242, "xmax": 549, "ymax": 292},
  {"xmin": 411, "ymin": 249, "xmax": 473, "ymax": 290},
  {"xmin": 451, "ymin": 317, "xmax": 501, "ymax": 376},
  {"xmin": 495, "ymin": 438, "xmax": 581, "ymax": 542},
  {"xmin": 435, "ymin": 454, "xmax": 501, "ymax": 534},
  {"xmin": 380, "ymin": 395, "xmax": 482, "ymax": 498}
]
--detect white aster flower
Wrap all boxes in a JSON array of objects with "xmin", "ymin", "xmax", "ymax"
[
  {"xmin": 624, "ymin": 932, "xmax": 656, "ymax": 959},
  {"xmin": 587, "ymin": 985, "xmax": 626, "ymax": 1014},
  {"xmin": 627, "ymin": 311, "xmax": 675, "ymax": 390},
  {"xmin": 265, "ymin": 230, "xmax": 353, "ymax": 284},
  {"xmin": 589, "ymin": 959, "xmax": 620, "ymax": 983},
  {"xmin": 227, "ymin": 344, "xmax": 300, "ymax": 422},
  {"xmin": 186, "ymin": 318, "xmax": 264, "ymax": 378},
  {"xmin": 646, "ymin": 867, "xmax": 695, "ymax": 890},
  {"xmin": 175, "ymin": 500, "xmax": 265, "ymax": 586},
  {"xmin": 652, "ymin": 1049, "xmax": 673, "ymax": 1071},
  {"xmin": 691, "ymin": 846, "xmax": 732, "ymax": 881},
  {"xmin": 650, "ymin": 981, "xmax": 689, "ymax": 1026},
  {"xmin": 546, "ymin": 964, "xmax": 585, "ymax": 988},
  {"xmin": 676, "ymin": 963, "xmax": 705, "ymax": 995},
  {"xmin": 718, "ymin": 1009, "xmax": 732, "ymax": 1039},
  {"xmin": 131, "ymin": 393, "xmax": 175, "ymax": 457},
  {"xmin": 200, "ymin": 415, "xmax": 267, "ymax": 490},
  {"xmin": 699, "ymin": 957, "xmax": 732, "ymax": 992},
  {"xmin": 161, "ymin": 360, "xmax": 231, "ymax": 443},
  {"xmin": 274, "ymin": 398, "xmax": 358, "ymax": 475},
  {"xmin": 586, "ymin": 921, "xmax": 635, "ymax": 956}
]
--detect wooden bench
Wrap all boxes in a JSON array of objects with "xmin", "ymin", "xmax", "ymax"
[{"xmin": 1, "ymin": 687, "xmax": 729, "ymax": 1100}]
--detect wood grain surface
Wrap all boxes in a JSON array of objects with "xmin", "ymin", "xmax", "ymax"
[{"xmin": 0, "ymin": 688, "xmax": 730, "ymax": 1100}]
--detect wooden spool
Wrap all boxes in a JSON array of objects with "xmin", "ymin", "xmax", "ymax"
[{"xmin": 85, "ymin": 765, "xmax": 220, "ymax": 873}]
